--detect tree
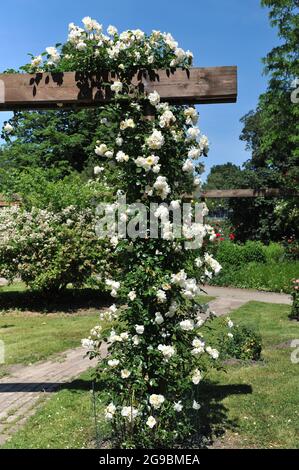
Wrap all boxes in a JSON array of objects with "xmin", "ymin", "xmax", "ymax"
[
  {"xmin": 0, "ymin": 108, "xmax": 105, "ymax": 176},
  {"xmin": 204, "ymin": 163, "xmax": 242, "ymax": 190},
  {"xmin": 203, "ymin": 163, "xmax": 243, "ymax": 219},
  {"xmin": 236, "ymin": 0, "xmax": 299, "ymax": 242}
]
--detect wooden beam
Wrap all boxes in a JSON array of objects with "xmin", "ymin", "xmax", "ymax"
[
  {"xmin": 0, "ymin": 66, "xmax": 237, "ymax": 111},
  {"xmin": 193, "ymin": 188, "xmax": 299, "ymax": 199}
]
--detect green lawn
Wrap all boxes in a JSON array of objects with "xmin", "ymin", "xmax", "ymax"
[
  {"xmin": 0, "ymin": 283, "xmax": 213, "ymax": 378},
  {"xmin": 201, "ymin": 301, "xmax": 299, "ymax": 448},
  {"xmin": 0, "ymin": 284, "xmax": 111, "ymax": 377},
  {"xmin": 2, "ymin": 300, "xmax": 298, "ymax": 449}
]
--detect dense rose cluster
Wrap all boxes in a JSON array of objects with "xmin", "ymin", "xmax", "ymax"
[{"xmin": 22, "ymin": 17, "xmax": 193, "ymax": 74}]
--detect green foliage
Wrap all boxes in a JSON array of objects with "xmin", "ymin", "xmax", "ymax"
[
  {"xmin": 215, "ymin": 241, "xmax": 266, "ymax": 267},
  {"xmin": 0, "ymin": 108, "xmax": 107, "ymax": 175},
  {"xmin": 226, "ymin": 0, "xmax": 299, "ymax": 243},
  {"xmin": 0, "ymin": 206, "xmax": 107, "ymax": 292},
  {"xmin": 263, "ymin": 241, "xmax": 285, "ymax": 262},
  {"xmin": 203, "ymin": 316, "xmax": 262, "ymax": 361},
  {"xmin": 221, "ymin": 325, "xmax": 262, "ymax": 361},
  {"xmin": 1, "ymin": 168, "xmax": 111, "ymax": 211},
  {"xmin": 211, "ymin": 260, "xmax": 298, "ymax": 294},
  {"xmin": 289, "ymin": 278, "xmax": 299, "ymax": 320}
]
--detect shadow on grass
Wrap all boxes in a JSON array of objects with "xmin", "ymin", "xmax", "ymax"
[
  {"xmin": 192, "ymin": 381, "xmax": 252, "ymax": 447},
  {"xmin": 0, "ymin": 375, "xmax": 252, "ymax": 447},
  {"xmin": 0, "ymin": 288, "xmax": 111, "ymax": 313}
]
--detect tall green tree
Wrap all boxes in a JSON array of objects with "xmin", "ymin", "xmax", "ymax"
[{"xmin": 236, "ymin": 0, "xmax": 299, "ymax": 242}]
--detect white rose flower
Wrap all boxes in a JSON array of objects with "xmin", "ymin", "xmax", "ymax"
[
  {"xmin": 120, "ymin": 332, "xmax": 129, "ymax": 341},
  {"xmin": 188, "ymin": 147, "xmax": 201, "ymax": 159},
  {"xmin": 192, "ymin": 338, "xmax": 205, "ymax": 349},
  {"xmin": 179, "ymin": 319, "xmax": 195, "ymax": 331},
  {"xmin": 155, "ymin": 312, "xmax": 164, "ymax": 325},
  {"xmin": 107, "ymin": 25, "xmax": 118, "ymax": 36},
  {"xmin": 158, "ymin": 344, "xmax": 175, "ymax": 360},
  {"xmin": 121, "ymin": 406, "xmax": 138, "ymax": 421},
  {"xmin": 128, "ymin": 290, "xmax": 136, "ymax": 301},
  {"xmin": 173, "ymin": 401, "xmax": 183, "ymax": 412},
  {"xmin": 121, "ymin": 369, "xmax": 131, "ymax": 378},
  {"xmin": 95, "ymin": 143, "xmax": 108, "ymax": 156},
  {"xmin": 191, "ymin": 368, "xmax": 202, "ymax": 385},
  {"xmin": 3, "ymin": 123, "xmax": 14, "ymax": 134},
  {"xmin": 105, "ymin": 150, "xmax": 114, "ymax": 158},
  {"xmin": 170, "ymin": 200, "xmax": 180, "ymax": 210},
  {"xmin": 146, "ymin": 129, "xmax": 165, "ymax": 150},
  {"xmin": 146, "ymin": 416, "xmax": 157, "ymax": 428},
  {"xmin": 111, "ymin": 81, "xmax": 123, "ymax": 94},
  {"xmin": 148, "ymin": 90, "xmax": 160, "ymax": 106},
  {"xmin": 132, "ymin": 335, "xmax": 140, "ymax": 345},
  {"xmin": 94, "ymin": 166, "xmax": 104, "ymax": 175},
  {"xmin": 228, "ymin": 332, "xmax": 234, "ymax": 338},
  {"xmin": 108, "ymin": 359, "xmax": 120, "ymax": 367},
  {"xmin": 149, "ymin": 394, "xmax": 165, "ymax": 409},
  {"xmin": 31, "ymin": 55, "xmax": 43, "ymax": 67},
  {"xmin": 192, "ymin": 400, "xmax": 201, "ymax": 410},
  {"xmin": 156, "ymin": 289, "xmax": 167, "ymax": 303},
  {"xmin": 105, "ymin": 402, "xmax": 116, "ymax": 420},
  {"xmin": 206, "ymin": 346, "xmax": 219, "ymax": 359},
  {"xmin": 76, "ymin": 41, "xmax": 87, "ymax": 51},
  {"xmin": 116, "ymin": 136, "xmax": 123, "ymax": 146},
  {"xmin": 120, "ymin": 118, "xmax": 135, "ymax": 130},
  {"xmin": 182, "ymin": 159, "xmax": 194, "ymax": 172},
  {"xmin": 184, "ymin": 107, "xmax": 198, "ymax": 125},
  {"xmin": 186, "ymin": 127, "xmax": 200, "ymax": 140},
  {"xmin": 135, "ymin": 325, "xmax": 144, "ymax": 335},
  {"xmin": 81, "ymin": 338, "xmax": 96, "ymax": 350},
  {"xmin": 153, "ymin": 176, "xmax": 171, "ymax": 200},
  {"xmin": 116, "ymin": 150, "xmax": 129, "ymax": 162}
]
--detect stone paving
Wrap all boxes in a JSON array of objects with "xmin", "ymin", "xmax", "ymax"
[{"xmin": 0, "ymin": 345, "xmax": 107, "ymax": 445}]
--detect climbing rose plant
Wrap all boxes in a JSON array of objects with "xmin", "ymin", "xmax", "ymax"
[{"xmin": 15, "ymin": 18, "xmax": 226, "ymax": 448}]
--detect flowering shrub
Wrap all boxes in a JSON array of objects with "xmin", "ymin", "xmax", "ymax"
[
  {"xmin": 202, "ymin": 316, "xmax": 262, "ymax": 361},
  {"xmin": 0, "ymin": 206, "xmax": 106, "ymax": 292},
  {"xmin": 219, "ymin": 319, "xmax": 262, "ymax": 361},
  {"xmin": 289, "ymin": 279, "xmax": 299, "ymax": 320},
  {"xmin": 16, "ymin": 18, "xmax": 225, "ymax": 448}
]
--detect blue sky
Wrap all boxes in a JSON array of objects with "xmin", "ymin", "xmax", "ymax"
[{"xmin": 0, "ymin": 0, "xmax": 278, "ymax": 177}]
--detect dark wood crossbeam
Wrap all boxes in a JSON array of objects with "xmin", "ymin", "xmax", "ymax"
[
  {"xmin": 192, "ymin": 188, "xmax": 299, "ymax": 199},
  {"xmin": 0, "ymin": 66, "xmax": 237, "ymax": 111}
]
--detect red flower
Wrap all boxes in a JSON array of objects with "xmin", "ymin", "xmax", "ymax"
[
  {"xmin": 229, "ymin": 233, "xmax": 235, "ymax": 240},
  {"xmin": 220, "ymin": 237, "xmax": 225, "ymax": 241},
  {"xmin": 216, "ymin": 233, "xmax": 221, "ymax": 238}
]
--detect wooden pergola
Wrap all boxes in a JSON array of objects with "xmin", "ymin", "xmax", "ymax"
[{"xmin": 0, "ymin": 66, "xmax": 237, "ymax": 110}]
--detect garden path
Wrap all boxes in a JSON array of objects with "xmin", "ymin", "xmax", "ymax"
[
  {"xmin": 203, "ymin": 285, "xmax": 291, "ymax": 316},
  {"xmin": 0, "ymin": 286, "xmax": 291, "ymax": 446}
]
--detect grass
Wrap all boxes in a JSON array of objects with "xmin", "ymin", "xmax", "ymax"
[
  {"xmin": 0, "ymin": 282, "xmax": 214, "ymax": 376},
  {"xmin": 2, "ymin": 300, "xmax": 298, "ymax": 449},
  {"xmin": 211, "ymin": 261, "xmax": 298, "ymax": 294},
  {"xmin": 201, "ymin": 301, "xmax": 299, "ymax": 448},
  {"xmin": 0, "ymin": 283, "xmax": 112, "ymax": 376}
]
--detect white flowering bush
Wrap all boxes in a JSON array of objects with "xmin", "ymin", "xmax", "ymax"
[
  {"xmin": 0, "ymin": 205, "xmax": 107, "ymax": 291},
  {"xmin": 19, "ymin": 18, "xmax": 224, "ymax": 447}
]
